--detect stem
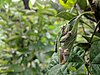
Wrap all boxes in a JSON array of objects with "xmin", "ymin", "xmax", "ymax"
[
  {"xmin": 84, "ymin": 14, "xmax": 96, "ymax": 22},
  {"xmin": 89, "ymin": 20, "xmax": 100, "ymax": 44},
  {"xmin": 79, "ymin": 11, "xmax": 94, "ymax": 18},
  {"xmin": 81, "ymin": 23, "xmax": 87, "ymax": 35},
  {"xmin": 85, "ymin": 20, "xmax": 100, "ymax": 75},
  {"xmin": 88, "ymin": 0, "xmax": 93, "ymax": 5},
  {"xmin": 85, "ymin": 63, "xmax": 91, "ymax": 75},
  {"xmin": 71, "ymin": 11, "xmax": 94, "ymax": 33}
]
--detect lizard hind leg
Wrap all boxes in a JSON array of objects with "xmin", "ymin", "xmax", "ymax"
[{"xmin": 60, "ymin": 47, "xmax": 69, "ymax": 64}]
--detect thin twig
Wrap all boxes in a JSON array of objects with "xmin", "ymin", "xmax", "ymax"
[
  {"xmin": 89, "ymin": 20, "xmax": 100, "ymax": 44},
  {"xmin": 81, "ymin": 23, "xmax": 86, "ymax": 35},
  {"xmin": 85, "ymin": 21, "xmax": 100, "ymax": 75},
  {"xmin": 84, "ymin": 14, "xmax": 96, "ymax": 22}
]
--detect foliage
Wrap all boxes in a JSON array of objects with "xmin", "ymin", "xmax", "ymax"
[
  {"xmin": 0, "ymin": 0, "xmax": 61, "ymax": 75},
  {"xmin": 0, "ymin": 0, "xmax": 100, "ymax": 75}
]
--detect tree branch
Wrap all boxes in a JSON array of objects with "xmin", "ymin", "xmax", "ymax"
[{"xmin": 22, "ymin": 0, "xmax": 30, "ymax": 9}]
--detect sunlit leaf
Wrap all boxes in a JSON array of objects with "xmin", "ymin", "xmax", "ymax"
[
  {"xmin": 59, "ymin": 0, "xmax": 77, "ymax": 9},
  {"xmin": 6, "ymin": 0, "xmax": 12, "ymax": 5}
]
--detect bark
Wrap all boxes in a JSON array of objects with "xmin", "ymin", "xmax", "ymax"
[{"xmin": 22, "ymin": 0, "xmax": 30, "ymax": 9}]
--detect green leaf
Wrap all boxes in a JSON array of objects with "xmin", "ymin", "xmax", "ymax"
[
  {"xmin": 90, "ymin": 40, "xmax": 100, "ymax": 63},
  {"xmin": 23, "ymin": 68, "xmax": 33, "ymax": 75},
  {"xmin": 48, "ymin": 53, "xmax": 59, "ymax": 69},
  {"xmin": 17, "ymin": 47, "xmax": 29, "ymax": 52},
  {"xmin": 46, "ymin": 64, "xmax": 62, "ymax": 75},
  {"xmin": 42, "ymin": 8, "xmax": 57, "ymax": 16},
  {"xmin": 7, "ymin": 35, "xmax": 20, "ymax": 42},
  {"xmin": 0, "ymin": 0, "xmax": 12, "ymax": 6},
  {"xmin": 77, "ymin": 0, "xmax": 87, "ymax": 10},
  {"xmin": 0, "ymin": 20, "xmax": 6, "ymax": 25},
  {"xmin": 59, "ymin": 0, "xmax": 77, "ymax": 9},
  {"xmin": 27, "ymin": 51, "xmax": 35, "ymax": 62},
  {"xmin": 95, "ymin": 32, "xmax": 100, "ymax": 38},
  {"xmin": 75, "ymin": 64, "xmax": 87, "ymax": 75},
  {"xmin": 6, "ymin": 0, "xmax": 12, "ymax": 5},
  {"xmin": 30, "ymin": 0, "xmax": 36, "ymax": 5},
  {"xmin": 76, "ymin": 43, "xmax": 90, "ymax": 51},
  {"xmin": 82, "ymin": 35, "xmax": 100, "ymax": 43},
  {"xmin": 24, "ymin": 10, "xmax": 36, "ymax": 15},
  {"xmin": 90, "ymin": 64, "xmax": 100, "ymax": 75},
  {"xmin": 9, "ymin": 64, "xmax": 23, "ymax": 72},
  {"xmin": 0, "ymin": 0, "xmax": 4, "ymax": 7},
  {"xmin": 56, "ymin": 11, "xmax": 75, "ymax": 20},
  {"xmin": 0, "ymin": 13, "xmax": 8, "ymax": 22},
  {"xmin": 36, "ymin": 2, "xmax": 44, "ymax": 10},
  {"xmin": 44, "ymin": 50, "xmax": 54, "ymax": 57},
  {"xmin": 68, "ymin": 46, "xmax": 85, "ymax": 63}
]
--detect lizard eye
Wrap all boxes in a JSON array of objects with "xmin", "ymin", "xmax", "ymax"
[{"xmin": 68, "ymin": 31, "xmax": 72, "ymax": 36}]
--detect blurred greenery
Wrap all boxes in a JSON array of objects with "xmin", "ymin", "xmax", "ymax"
[{"xmin": 0, "ymin": 0, "xmax": 100, "ymax": 75}]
